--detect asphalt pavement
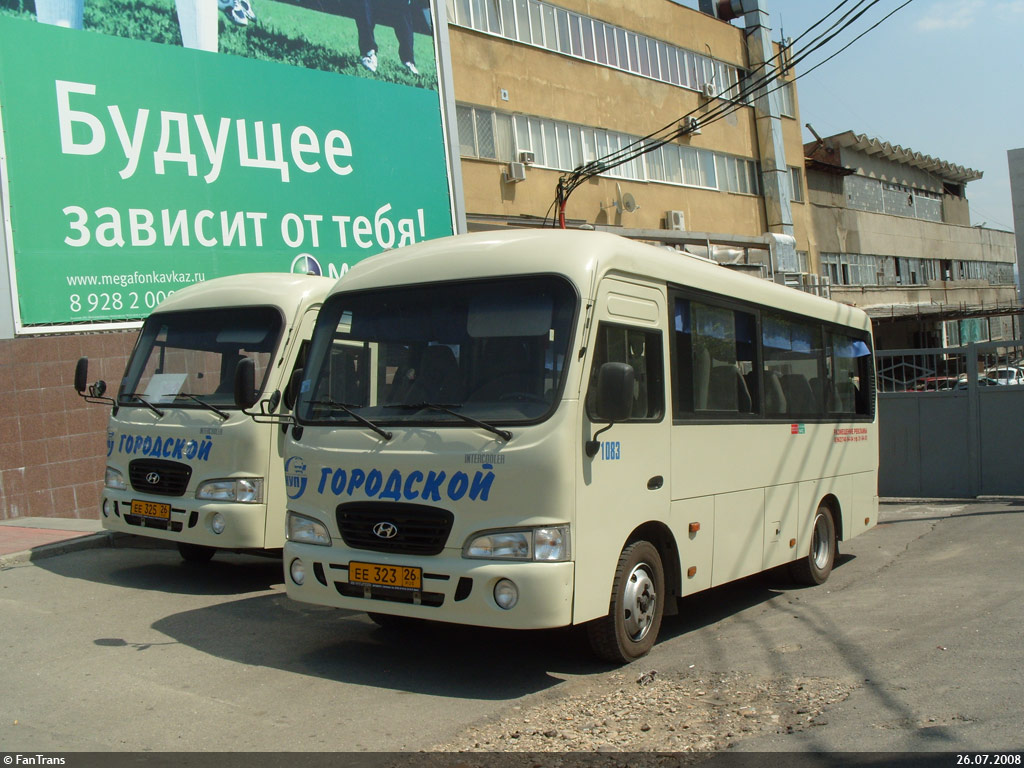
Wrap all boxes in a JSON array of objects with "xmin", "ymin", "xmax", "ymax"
[{"xmin": 1, "ymin": 500, "xmax": 1022, "ymax": 757}]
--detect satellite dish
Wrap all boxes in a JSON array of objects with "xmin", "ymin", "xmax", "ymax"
[{"xmin": 620, "ymin": 192, "xmax": 638, "ymax": 213}]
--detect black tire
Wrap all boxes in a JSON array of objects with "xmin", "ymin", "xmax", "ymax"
[
  {"xmin": 367, "ymin": 612, "xmax": 420, "ymax": 631},
  {"xmin": 789, "ymin": 505, "xmax": 836, "ymax": 586},
  {"xmin": 587, "ymin": 540, "xmax": 665, "ymax": 663},
  {"xmin": 177, "ymin": 542, "xmax": 216, "ymax": 563}
]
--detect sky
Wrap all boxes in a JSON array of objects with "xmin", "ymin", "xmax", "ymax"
[{"xmin": 679, "ymin": 0, "xmax": 1022, "ymax": 232}]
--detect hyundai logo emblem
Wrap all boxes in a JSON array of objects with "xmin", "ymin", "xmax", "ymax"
[
  {"xmin": 146, "ymin": 472, "xmax": 161, "ymax": 485},
  {"xmin": 372, "ymin": 522, "xmax": 398, "ymax": 539}
]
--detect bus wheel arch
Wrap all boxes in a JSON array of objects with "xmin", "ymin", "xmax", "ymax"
[
  {"xmin": 628, "ymin": 522, "xmax": 681, "ymax": 615},
  {"xmin": 586, "ymin": 524, "xmax": 677, "ymax": 664},
  {"xmin": 790, "ymin": 497, "xmax": 839, "ymax": 586},
  {"xmin": 820, "ymin": 494, "xmax": 844, "ymax": 542}
]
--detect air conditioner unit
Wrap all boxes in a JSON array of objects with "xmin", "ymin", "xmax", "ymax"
[
  {"xmin": 701, "ymin": 82, "xmax": 717, "ymax": 99},
  {"xmin": 683, "ymin": 116, "xmax": 701, "ymax": 135},
  {"xmin": 667, "ymin": 210, "xmax": 686, "ymax": 231},
  {"xmin": 518, "ymin": 150, "xmax": 536, "ymax": 165},
  {"xmin": 504, "ymin": 161, "xmax": 526, "ymax": 183}
]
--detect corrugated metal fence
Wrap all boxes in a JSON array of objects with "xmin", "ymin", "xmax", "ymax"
[{"xmin": 877, "ymin": 341, "xmax": 1024, "ymax": 497}]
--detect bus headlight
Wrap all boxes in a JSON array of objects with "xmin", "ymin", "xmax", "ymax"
[
  {"xmin": 463, "ymin": 525, "xmax": 570, "ymax": 562},
  {"xmin": 196, "ymin": 478, "xmax": 264, "ymax": 503},
  {"xmin": 287, "ymin": 512, "xmax": 332, "ymax": 546},
  {"xmin": 211, "ymin": 513, "xmax": 226, "ymax": 534},
  {"xmin": 105, "ymin": 467, "xmax": 127, "ymax": 490},
  {"xmin": 290, "ymin": 558, "xmax": 306, "ymax": 586}
]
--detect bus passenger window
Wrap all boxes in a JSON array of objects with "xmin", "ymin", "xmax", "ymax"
[
  {"xmin": 672, "ymin": 297, "xmax": 759, "ymax": 417},
  {"xmin": 762, "ymin": 313, "xmax": 825, "ymax": 418},
  {"xmin": 586, "ymin": 324, "xmax": 664, "ymax": 420},
  {"xmin": 826, "ymin": 332, "xmax": 873, "ymax": 416}
]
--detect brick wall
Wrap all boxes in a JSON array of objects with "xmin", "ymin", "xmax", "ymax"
[{"xmin": 0, "ymin": 330, "xmax": 137, "ymax": 521}]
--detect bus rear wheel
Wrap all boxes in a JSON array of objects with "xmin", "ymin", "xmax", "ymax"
[
  {"xmin": 587, "ymin": 540, "xmax": 665, "ymax": 664},
  {"xmin": 789, "ymin": 505, "xmax": 835, "ymax": 585},
  {"xmin": 177, "ymin": 542, "xmax": 216, "ymax": 563}
]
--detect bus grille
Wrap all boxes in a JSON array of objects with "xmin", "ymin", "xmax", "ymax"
[
  {"xmin": 128, "ymin": 459, "xmax": 192, "ymax": 497},
  {"xmin": 336, "ymin": 503, "xmax": 454, "ymax": 555}
]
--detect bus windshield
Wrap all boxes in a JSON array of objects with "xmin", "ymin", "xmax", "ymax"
[
  {"xmin": 119, "ymin": 306, "xmax": 284, "ymax": 409},
  {"xmin": 297, "ymin": 275, "xmax": 578, "ymax": 426}
]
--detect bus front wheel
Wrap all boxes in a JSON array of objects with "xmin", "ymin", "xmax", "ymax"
[
  {"xmin": 587, "ymin": 540, "xmax": 665, "ymax": 664},
  {"xmin": 789, "ymin": 505, "xmax": 835, "ymax": 586},
  {"xmin": 177, "ymin": 542, "xmax": 216, "ymax": 563}
]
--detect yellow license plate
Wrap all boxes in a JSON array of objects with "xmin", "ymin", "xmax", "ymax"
[
  {"xmin": 131, "ymin": 500, "xmax": 171, "ymax": 520},
  {"xmin": 349, "ymin": 561, "xmax": 422, "ymax": 590}
]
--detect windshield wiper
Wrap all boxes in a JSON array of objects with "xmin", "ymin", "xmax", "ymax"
[
  {"xmin": 123, "ymin": 393, "xmax": 165, "ymax": 418},
  {"xmin": 307, "ymin": 400, "xmax": 392, "ymax": 441},
  {"xmin": 178, "ymin": 393, "xmax": 229, "ymax": 420},
  {"xmin": 392, "ymin": 402, "xmax": 512, "ymax": 442}
]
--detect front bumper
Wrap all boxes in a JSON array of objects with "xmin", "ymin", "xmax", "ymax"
[
  {"xmin": 100, "ymin": 493, "xmax": 268, "ymax": 549},
  {"xmin": 284, "ymin": 541, "xmax": 575, "ymax": 629}
]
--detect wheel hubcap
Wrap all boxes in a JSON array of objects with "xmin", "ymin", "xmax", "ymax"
[
  {"xmin": 812, "ymin": 513, "xmax": 831, "ymax": 569},
  {"xmin": 622, "ymin": 562, "xmax": 656, "ymax": 641}
]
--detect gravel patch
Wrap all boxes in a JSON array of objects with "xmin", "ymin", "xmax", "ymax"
[{"xmin": 425, "ymin": 667, "xmax": 857, "ymax": 755}]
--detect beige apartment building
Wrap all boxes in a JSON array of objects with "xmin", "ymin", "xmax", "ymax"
[{"xmin": 445, "ymin": 0, "xmax": 813, "ymax": 276}]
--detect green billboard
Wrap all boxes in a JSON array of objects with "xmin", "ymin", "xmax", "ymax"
[{"xmin": 0, "ymin": 0, "xmax": 459, "ymax": 329}]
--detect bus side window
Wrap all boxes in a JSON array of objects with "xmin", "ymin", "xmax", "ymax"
[
  {"xmin": 586, "ymin": 323, "xmax": 664, "ymax": 421},
  {"xmin": 672, "ymin": 296, "xmax": 759, "ymax": 417},
  {"xmin": 762, "ymin": 313, "xmax": 825, "ymax": 418},
  {"xmin": 826, "ymin": 331, "xmax": 873, "ymax": 417}
]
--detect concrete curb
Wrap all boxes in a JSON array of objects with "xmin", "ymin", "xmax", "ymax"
[{"xmin": 0, "ymin": 531, "xmax": 173, "ymax": 569}]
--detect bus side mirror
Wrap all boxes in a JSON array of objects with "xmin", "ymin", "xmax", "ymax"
[
  {"xmin": 75, "ymin": 356, "xmax": 108, "ymax": 399},
  {"xmin": 586, "ymin": 362, "xmax": 634, "ymax": 458},
  {"xmin": 284, "ymin": 368, "xmax": 303, "ymax": 411},
  {"xmin": 595, "ymin": 362, "xmax": 634, "ymax": 422},
  {"xmin": 233, "ymin": 357, "xmax": 258, "ymax": 409},
  {"xmin": 74, "ymin": 357, "xmax": 88, "ymax": 393}
]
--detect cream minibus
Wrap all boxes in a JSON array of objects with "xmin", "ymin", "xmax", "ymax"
[
  {"xmin": 282, "ymin": 229, "xmax": 878, "ymax": 662},
  {"xmin": 75, "ymin": 273, "xmax": 335, "ymax": 562}
]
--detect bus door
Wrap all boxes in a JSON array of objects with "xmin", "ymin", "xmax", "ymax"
[{"xmin": 574, "ymin": 278, "xmax": 671, "ymax": 624}]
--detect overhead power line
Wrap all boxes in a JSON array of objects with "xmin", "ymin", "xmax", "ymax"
[{"xmin": 550, "ymin": 0, "xmax": 916, "ymax": 227}]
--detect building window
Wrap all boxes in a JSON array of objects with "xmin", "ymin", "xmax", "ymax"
[
  {"xmin": 789, "ymin": 166, "xmax": 804, "ymax": 203},
  {"xmin": 448, "ymin": 0, "xmax": 750, "ymax": 102},
  {"xmin": 463, "ymin": 103, "xmax": 759, "ymax": 197},
  {"xmin": 778, "ymin": 80, "xmax": 796, "ymax": 118}
]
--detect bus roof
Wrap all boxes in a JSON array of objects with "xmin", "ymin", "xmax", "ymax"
[
  {"xmin": 151, "ymin": 273, "xmax": 336, "ymax": 314},
  {"xmin": 333, "ymin": 230, "xmax": 871, "ymax": 332}
]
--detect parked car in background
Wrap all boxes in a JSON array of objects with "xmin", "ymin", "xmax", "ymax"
[
  {"xmin": 913, "ymin": 376, "xmax": 959, "ymax": 392},
  {"xmin": 983, "ymin": 366, "xmax": 1024, "ymax": 385},
  {"xmin": 956, "ymin": 376, "xmax": 1001, "ymax": 390}
]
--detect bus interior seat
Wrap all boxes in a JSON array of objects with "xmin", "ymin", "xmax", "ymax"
[
  {"xmin": 708, "ymin": 365, "xmax": 752, "ymax": 413},
  {"xmin": 412, "ymin": 345, "xmax": 463, "ymax": 403},
  {"xmin": 469, "ymin": 339, "xmax": 534, "ymax": 401},
  {"xmin": 330, "ymin": 351, "xmax": 358, "ymax": 403},
  {"xmin": 764, "ymin": 370, "xmax": 787, "ymax": 415},
  {"xmin": 692, "ymin": 346, "xmax": 711, "ymax": 410},
  {"xmin": 389, "ymin": 346, "xmax": 463, "ymax": 404},
  {"xmin": 781, "ymin": 373, "xmax": 816, "ymax": 415}
]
